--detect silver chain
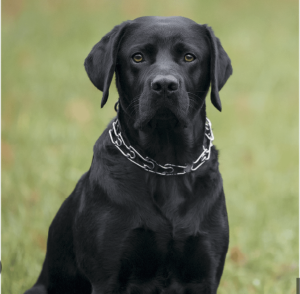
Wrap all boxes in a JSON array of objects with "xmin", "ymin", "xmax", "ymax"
[{"xmin": 109, "ymin": 118, "xmax": 214, "ymax": 176}]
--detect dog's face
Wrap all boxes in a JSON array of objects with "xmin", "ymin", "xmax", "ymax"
[
  {"xmin": 116, "ymin": 17, "xmax": 212, "ymax": 130},
  {"xmin": 85, "ymin": 16, "xmax": 232, "ymax": 132}
]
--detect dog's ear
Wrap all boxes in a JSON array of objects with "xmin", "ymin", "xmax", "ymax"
[
  {"xmin": 84, "ymin": 21, "xmax": 130, "ymax": 108},
  {"xmin": 205, "ymin": 25, "xmax": 232, "ymax": 112}
]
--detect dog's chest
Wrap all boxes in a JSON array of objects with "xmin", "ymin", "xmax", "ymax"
[
  {"xmin": 145, "ymin": 176, "xmax": 202, "ymax": 235},
  {"xmin": 86, "ymin": 162, "xmax": 219, "ymax": 289},
  {"xmin": 118, "ymin": 226, "xmax": 211, "ymax": 289},
  {"xmin": 115, "ymin": 177, "xmax": 210, "ymax": 285}
]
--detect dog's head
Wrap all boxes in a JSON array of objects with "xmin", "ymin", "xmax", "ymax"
[{"xmin": 85, "ymin": 16, "xmax": 232, "ymax": 131}]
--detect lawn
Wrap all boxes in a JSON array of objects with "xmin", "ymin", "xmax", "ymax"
[{"xmin": 2, "ymin": 0, "xmax": 298, "ymax": 293}]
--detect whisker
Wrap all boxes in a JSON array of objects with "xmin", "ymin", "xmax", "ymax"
[
  {"xmin": 121, "ymin": 94, "xmax": 142, "ymax": 121},
  {"xmin": 187, "ymin": 93, "xmax": 206, "ymax": 112},
  {"xmin": 127, "ymin": 102, "xmax": 139, "ymax": 118},
  {"xmin": 186, "ymin": 92, "xmax": 202, "ymax": 99},
  {"xmin": 125, "ymin": 95, "xmax": 141, "ymax": 112}
]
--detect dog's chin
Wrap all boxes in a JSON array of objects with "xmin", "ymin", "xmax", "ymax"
[
  {"xmin": 134, "ymin": 108, "xmax": 187, "ymax": 132},
  {"xmin": 149, "ymin": 108, "xmax": 178, "ymax": 129}
]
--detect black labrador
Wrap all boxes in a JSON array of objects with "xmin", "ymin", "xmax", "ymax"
[{"xmin": 25, "ymin": 16, "xmax": 232, "ymax": 294}]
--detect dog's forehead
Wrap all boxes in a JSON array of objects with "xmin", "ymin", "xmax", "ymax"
[
  {"xmin": 124, "ymin": 16, "xmax": 204, "ymax": 46},
  {"xmin": 132, "ymin": 16, "xmax": 197, "ymax": 27}
]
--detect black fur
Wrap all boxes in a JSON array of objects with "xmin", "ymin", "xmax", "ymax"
[{"xmin": 24, "ymin": 16, "xmax": 232, "ymax": 294}]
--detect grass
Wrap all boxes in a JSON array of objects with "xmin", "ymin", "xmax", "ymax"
[{"xmin": 2, "ymin": 0, "xmax": 298, "ymax": 293}]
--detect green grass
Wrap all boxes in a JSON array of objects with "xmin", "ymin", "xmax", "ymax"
[{"xmin": 2, "ymin": 0, "xmax": 298, "ymax": 293}]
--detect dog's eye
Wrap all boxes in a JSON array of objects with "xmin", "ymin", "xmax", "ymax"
[
  {"xmin": 184, "ymin": 54, "xmax": 195, "ymax": 62},
  {"xmin": 132, "ymin": 53, "xmax": 144, "ymax": 63}
]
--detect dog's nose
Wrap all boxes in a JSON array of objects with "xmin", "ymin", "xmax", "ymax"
[{"xmin": 151, "ymin": 75, "xmax": 179, "ymax": 94}]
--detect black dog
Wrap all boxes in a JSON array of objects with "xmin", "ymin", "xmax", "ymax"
[{"xmin": 25, "ymin": 16, "xmax": 232, "ymax": 294}]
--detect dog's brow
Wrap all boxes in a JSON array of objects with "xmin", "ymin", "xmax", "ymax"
[
  {"xmin": 173, "ymin": 42, "xmax": 197, "ymax": 53},
  {"xmin": 130, "ymin": 43, "xmax": 157, "ymax": 54}
]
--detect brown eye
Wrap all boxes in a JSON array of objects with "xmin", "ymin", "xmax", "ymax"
[
  {"xmin": 184, "ymin": 54, "xmax": 195, "ymax": 62},
  {"xmin": 132, "ymin": 53, "xmax": 144, "ymax": 63}
]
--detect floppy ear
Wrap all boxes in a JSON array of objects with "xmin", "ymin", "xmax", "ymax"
[
  {"xmin": 205, "ymin": 25, "xmax": 232, "ymax": 112},
  {"xmin": 84, "ymin": 21, "xmax": 130, "ymax": 108}
]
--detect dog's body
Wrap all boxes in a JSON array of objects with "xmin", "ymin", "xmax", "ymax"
[{"xmin": 25, "ymin": 16, "xmax": 232, "ymax": 294}]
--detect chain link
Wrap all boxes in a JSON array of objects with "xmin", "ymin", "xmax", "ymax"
[{"xmin": 109, "ymin": 118, "xmax": 214, "ymax": 176}]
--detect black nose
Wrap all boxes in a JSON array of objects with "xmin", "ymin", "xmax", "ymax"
[{"xmin": 151, "ymin": 75, "xmax": 179, "ymax": 94}]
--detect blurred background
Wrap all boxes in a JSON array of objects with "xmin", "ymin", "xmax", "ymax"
[{"xmin": 2, "ymin": 0, "xmax": 298, "ymax": 293}]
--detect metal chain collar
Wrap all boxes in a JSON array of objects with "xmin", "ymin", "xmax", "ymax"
[{"xmin": 109, "ymin": 118, "xmax": 214, "ymax": 176}]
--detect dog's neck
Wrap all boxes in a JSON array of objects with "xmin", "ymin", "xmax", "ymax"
[{"xmin": 117, "ymin": 106, "xmax": 207, "ymax": 167}]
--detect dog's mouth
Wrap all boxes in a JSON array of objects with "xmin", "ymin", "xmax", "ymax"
[
  {"xmin": 148, "ymin": 108, "xmax": 179, "ymax": 129},
  {"xmin": 154, "ymin": 108, "xmax": 176, "ymax": 120},
  {"xmin": 133, "ymin": 103, "xmax": 188, "ymax": 131}
]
